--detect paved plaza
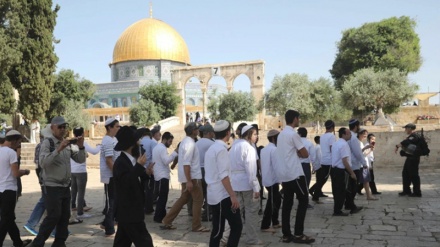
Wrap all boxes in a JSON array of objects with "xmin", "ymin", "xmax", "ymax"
[{"xmin": 4, "ymin": 166, "xmax": 440, "ymax": 246}]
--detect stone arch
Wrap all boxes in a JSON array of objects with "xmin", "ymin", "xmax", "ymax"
[{"xmin": 172, "ymin": 60, "xmax": 265, "ymax": 126}]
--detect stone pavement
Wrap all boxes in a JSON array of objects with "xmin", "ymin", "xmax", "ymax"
[{"xmin": 4, "ymin": 166, "xmax": 440, "ymax": 247}]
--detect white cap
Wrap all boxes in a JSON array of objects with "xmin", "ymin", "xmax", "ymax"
[
  {"xmin": 105, "ymin": 117, "xmax": 117, "ymax": 126},
  {"xmin": 241, "ymin": 125, "xmax": 254, "ymax": 136},
  {"xmin": 6, "ymin": 130, "xmax": 21, "ymax": 137},
  {"xmin": 213, "ymin": 120, "xmax": 229, "ymax": 132},
  {"xmin": 40, "ymin": 124, "xmax": 52, "ymax": 138}
]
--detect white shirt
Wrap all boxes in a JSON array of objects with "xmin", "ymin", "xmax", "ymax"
[
  {"xmin": 360, "ymin": 141, "xmax": 370, "ymax": 168},
  {"xmin": 100, "ymin": 135, "xmax": 120, "ymax": 183},
  {"xmin": 204, "ymin": 140, "xmax": 231, "ymax": 205},
  {"xmin": 331, "ymin": 138, "xmax": 351, "ymax": 169},
  {"xmin": 299, "ymin": 137, "xmax": 315, "ymax": 164},
  {"xmin": 153, "ymin": 143, "xmax": 177, "ymax": 181},
  {"xmin": 122, "ymin": 151, "xmax": 136, "ymax": 166},
  {"xmin": 140, "ymin": 137, "xmax": 157, "ymax": 167},
  {"xmin": 260, "ymin": 143, "xmax": 278, "ymax": 187},
  {"xmin": 275, "ymin": 126, "xmax": 305, "ymax": 182},
  {"xmin": 0, "ymin": 146, "xmax": 18, "ymax": 192},
  {"xmin": 196, "ymin": 138, "xmax": 215, "ymax": 168},
  {"xmin": 320, "ymin": 132, "xmax": 336, "ymax": 165},
  {"xmin": 70, "ymin": 142, "xmax": 100, "ymax": 173},
  {"xmin": 178, "ymin": 136, "xmax": 202, "ymax": 183},
  {"xmin": 347, "ymin": 131, "xmax": 367, "ymax": 170},
  {"xmin": 313, "ymin": 144, "xmax": 322, "ymax": 171},
  {"xmin": 229, "ymin": 139, "xmax": 260, "ymax": 192}
]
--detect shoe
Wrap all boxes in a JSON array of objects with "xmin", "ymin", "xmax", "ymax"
[
  {"xmin": 398, "ymin": 192, "xmax": 411, "ymax": 196},
  {"xmin": 409, "ymin": 193, "xmax": 422, "ymax": 197},
  {"xmin": 272, "ymin": 224, "xmax": 282, "ymax": 228},
  {"xmin": 333, "ymin": 212, "xmax": 349, "ymax": 216},
  {"xmin": 307, "ymin": 204, "xmax": 314, "ymax": 209},
  {"xmin": 17, "ymin": 239, "xmax": 32, "ymax": 247},
  {"xmin": 350, "ymin": 206, "xmax": 363, "ymax": 214},
  {"xmin": 261, "ymin": 227, "xmax": 276, "ymax": 233},
  {"xmin": 292, "ymin": 234, "xmax": 315, "ymax": 244},
  {"xmin": 83, "ymin": 206, "xmax": 93, "ymax": 212},
  {"xmin": 23, "ymin": 225, "xmax": 38, "ymax": 236},
  {"xmin": 282, "ymin": 234, "xmax": 294, "ymax": 243},
  {"xmin": 77, "ymin": 213, "xmax": 93, "ymax": 219},
  {"xmin": 311, "ymin": 197, "xmax": 320, "ymax": 203},
  {"xmin": 372, "ymin": 191, "xmax": 382, "ymax": 195}
]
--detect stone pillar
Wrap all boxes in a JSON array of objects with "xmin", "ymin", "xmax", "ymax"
[
  {"xmin": 117, "ymin": 98, "xmax": 122, "ymax": 108},
  {"xmin": 127, "ymin": 97, "xmax": 132, "ymax": 106},
  {"xmin": 201, "ymin": 87, "xmax": 208, "ymax": 121}
]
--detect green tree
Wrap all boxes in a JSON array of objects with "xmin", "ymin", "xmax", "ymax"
[
  {"xmin": 310, "ymin": 77, "xmax": 352, "ymax": 123},
  {"xmin": 63, "ymin": 100, "xmax": 91, "ymax": 130},
  {"xmin": 330, "ymin": 16, "xmax": 422, "ymax": 89},
  {"xmin": 6, "ymin": 0, "xmax": 60, "ymax": 120},
  {"xmin": 342, "ymin": 68, "xmax": 418, "ymax": 119},
  {"xmin": 46, "ymin": 69, "xmax": 95, "ymax": 121},
  {"xmin": 129, "ymin": 99, "xmax": 161, "ymax": 127},
  {"xmin": 138, "ymin": 81, "xmax": 180, "ymax": 119},
  {"xmin": 207, "ymin": 88, "xmax": 220, "ymax": 121},
  {"xmin": 260, "ymin": 73, "xmax": 314, "ymax": 121},
  {"xmin": 217, "ymin": 91, "xmax": 257, "ymax": 123}
]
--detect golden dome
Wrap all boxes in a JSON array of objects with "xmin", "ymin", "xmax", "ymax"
[{"xmin": 112, "ymin": 18, "xmax": 190, "ymax": 64}]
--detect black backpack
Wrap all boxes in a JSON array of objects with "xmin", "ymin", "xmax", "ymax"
[{"xmin": 417, "ymin": 128, "xmax": 430, "ymax": 156}]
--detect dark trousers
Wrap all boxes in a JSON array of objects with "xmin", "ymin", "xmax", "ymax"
[
  {"xmin": 201, "ymin": 168, "xmax": 212, "ymax": 218},
  {"xmin": 344, "ymin": 169, "xmax": 359, "ymax": 210},
  {"xmin": 369, "ymin": 163, "xmax": 378, "ymax": 193},
  {"xmin": 103, "ymin": 178, "xmax": 115, "ymax": 235},
  {"xmin": 309, "ymin": 165, "xmax": 331, "ymax": 200},
  {"xmin": 330, "ymin": 168, "xmax": 348, "ymax": 214},
  {"xmin": 33, "ymin": 186, "xmax": 71, "ymax": 247},
  {"xmin": 301, "ymin": 163, "xmax": 311, "ymax": 188},
  {"xmin": 153, "ymin": 178, "xmax": 169, "ymax": 222},
  {"xmin": 402, "ymin": 156, "xmax": 421, "ymax": 194},
  {"xmin": 209, "ymin": 197, "xmax": 242, "ymax": 247},
  {"xmin": 261, "ymin": 183, "xmax": 281, "ymax": 229},
  {"xmin": 281, "ymin": 176, "xmax": 309, "ymax": 237},
  {"xmin": 113, "ymin": 221, "xmax": 153, "ymax": 247},
  {"xmin": 0, "ymin": 190, "xmax": 24, "ymax": 247},
  {"xmin": 144, "ymin": 176, "xmax": 155, "ymax": 213}
]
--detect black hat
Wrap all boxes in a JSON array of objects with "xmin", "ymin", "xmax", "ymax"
[
  {"xmin": 403, "ymin": 123, "xmax": 416, "ymax": 130},
  {"xmin": 114, "ymin": 126, "xmax": 137, "ymax": 151},
  {"xmin": 324, "ymin": 120, "xmax": 335, "ymax": 128}
]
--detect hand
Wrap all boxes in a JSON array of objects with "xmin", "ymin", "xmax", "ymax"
[
  {"xmin": 253, "ymin": 192, "xmax": 260, "ymax": 200},
  {"xmin": 58, "ymin": 139, "xmax": 71, "ymax": 152},
  {"xmin": 76, "ymin": 135, "xmax": 85, "ymax": 148},
  {"xmin": 137, "ymin": 153, "xmax": 147, "ymax": 165},
  {"xmin": 146, "ymin": 162, "xmax": 155, "ymax": 175},
  {"xmin": 186, "ymin": 180, "xmax": 193, "ymax": 193},
  {"xmin": 230, "ymin": 195, "xmax": 240, "ymax": 210},
  {"xmin": 350, "ymin": 173, "xmax": 357, "ymax": 180}
]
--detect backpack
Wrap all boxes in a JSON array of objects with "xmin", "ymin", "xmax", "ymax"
[
  {"xmin": 36, "ymin": 138, "xmax": 55, "ymax": 184},
  {"xmin": 417, "ymin": 128, "xmax": 430, "ymax": 156}
]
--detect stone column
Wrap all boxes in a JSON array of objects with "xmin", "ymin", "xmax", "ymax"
[
  {"xmin": 117, "ymin": 98, "xmax": 122, "ymax": 108},
  {"xmin": 201, "ymin": 87, "xmax": 207, "ymax": 121}
]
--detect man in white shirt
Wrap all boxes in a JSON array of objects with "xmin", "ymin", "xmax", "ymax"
[
  {"xmin": 260, "ymin": 129, "xmax": 281, "ymax": 232},
  {"xmin": 204, "ymin": 120, "xmax": 242, "ymax": 247},
  {"xmin": 196, "ymin": 124, "xmax": 215, "ymax": 221},
  {"xmin": 140, "ymin": 128, "xmax": 157, "ymax": 215},
  {"xmin": 309, "ymin": 120, "xmax": 335, "ymax": 202},
  {"xmin": 161, "ymin": 122, "xmax": 209, "ymax": 232},
  {"xmin": 0, "ymin": 130, "xmax": 31, "ymax": 247},
  {"xmin": 99, "ymin": 117, "xmax": 120, "ymax": 236},
  {"xmin": 346, "ymin": 119, "xmax": 366, "ymax": 214},
  {"xmin": 274, "ymin": 110, "xmax": 315, "ymax": 244},
  {"xmin": 152, "ymin": 132, "xmax": 178, "ymax": 223},
  {"xmin": 330, "ymin": 128, "xmax": 356, "ymax": 216}
]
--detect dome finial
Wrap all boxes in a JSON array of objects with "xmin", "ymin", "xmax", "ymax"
[{"xmin": 149, "ymin": 1, "xmax": 153, "ymax": 18}]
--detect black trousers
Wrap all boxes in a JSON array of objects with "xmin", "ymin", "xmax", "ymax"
[
  {"xmin": 144, "ymin": 175, "xmax": 155, "ymax": 213},
  {"xmin": 369, "ymin": 162, "xmax": 378, "ymax": 193},
  {"xmin": 0, "ymin": 190, "xmax": 24, "ymax": 247},
  {"xmin": 261, "ymin": 183, "xmax": 281, "ymax": 229},
  {"xmin": 209, "ymin": 197, "xmax": 242, "ymax": 247},
  {"xmin": 309, "ymin": 165, "xmax": 331, "ymax": 200},
  {"xmin": 301, "ymin": 163, "xmax": 311, "ymax": 188},
  {"xmin": 281, "ymin": 176, "xmax": 308, "ymax": 237},
  {"xmin": 153, "ymin": 178, "xmax": 169, "ymax": 222},
  {"xmin": 344, "ymin": 169, "xmax": 359, "ymax": 210},
  {"xmin": 33, "ymin": 186, "xmax": 71, "ymax": 247},
  {"xmin": 103, "ymin": 178, "xmax": 115, "ymax": 235},
  {"xmin": 201, "ymin": 167, "xmax": 212, "ymax": 218},
  {"xmin": 113, "ymin": 221, "xmax": 153, "ymax": 247},
  {"xmin": 402, "ymin": 156, "xmax": 421, "ymax": 194},
  {"xmin": 330, "ymin": 168, "xmax": 348, "ymax": 214}
]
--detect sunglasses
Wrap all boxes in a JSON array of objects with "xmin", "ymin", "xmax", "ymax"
[{"xmin": 58, "ymin": 125, "xmax": 68, "ymax": 129}]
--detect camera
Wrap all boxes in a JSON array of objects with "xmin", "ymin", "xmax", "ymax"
[
  {"xmin": 371, "ymin": 141, "xmax": 376, "ymax": 146},
  {"xmin": 68, "ymin": 139, "xmax": 77, "ymax": 145},
  {"xmin": 73, "ymin": 127, "xmax": 84, "ymax": 137}
]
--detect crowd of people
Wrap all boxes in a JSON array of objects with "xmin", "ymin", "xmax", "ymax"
[{"xmin": 0, "ymin": 110, "xmax": 426, "ymax": 247}]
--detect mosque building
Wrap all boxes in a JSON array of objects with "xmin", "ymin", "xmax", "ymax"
[{"xmin": 87, "ymin": 12, "xmax": 227, "ymax": 121}]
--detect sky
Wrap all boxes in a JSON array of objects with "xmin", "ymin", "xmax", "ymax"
[{"xmin": 52, "ymin": 0, "xmax": 440, "ymax": 104}]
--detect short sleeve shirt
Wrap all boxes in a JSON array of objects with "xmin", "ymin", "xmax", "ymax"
[
  {"xmin": 100, "ymin": 135, "xmax": 120, "ymax": 183},
  {"xmin": 0, "ymin": 146, "xmax": 18, "ymax": 192},
  {"xmin": 331, "ymin": 139, "xmax": 351, "ymax": 169},
  {"xmin": 178, "ymin": 136, "xmax": 202, "ymax": 183},
  {"xmin": 204, "ymin": 140, "xmax": 231, "ymax": 205},
  {"xmin": 320, "ymin": 132, "xmax": 336, "ymax": 165},
  {"xmin": 274, "ymin": 126, "xmax": 305, "ymax": 182}
]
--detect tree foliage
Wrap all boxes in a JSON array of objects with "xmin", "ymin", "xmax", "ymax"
[
  {"xmin": 217, "ymin": 91, "xmax": 257, "ymax": 123},
  {"xmin": 129, "ymin": 99, "xmax": 161, "ymax": 127},
  {"xmin": 63, "ymin": 100, "xmax": 91, "ymax": 130},
  {"xmin": 5, "ymin": 0, "xmax": 60, "ymax": 120},
  {"xmin": 46, "ymin": 69, "xmax": 95, "ymax": 121},
  {"xmin": 342, "ymin": 68, "xmax": 418, "ymax": 116},
  {"xmin": 138, "ymin": 81, "xmax": 180, "ymax": 119},
  {"xmin": 330, "ymin": 16, "xmax": 422, "ymax": 89},
  {"xmin": 207, "ymin": 88, "xmax": 220, "ymax": 121}
]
